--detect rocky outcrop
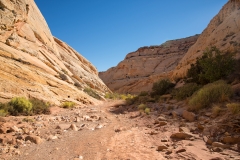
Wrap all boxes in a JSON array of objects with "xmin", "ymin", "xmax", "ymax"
[
  {"xmin": 100, "ymin": 1, "xmax": 240, "ymax": 94},
  {"xmin": 99, "ymin": 35, "xmax": 198, "ymax": 93},
  {"xmin": 172, "ymin": 0, "xmax": 240, "ymax": 79},
  {"xmin": 0, "ymin": 0, "xmax": 110, "ymax": 105}
]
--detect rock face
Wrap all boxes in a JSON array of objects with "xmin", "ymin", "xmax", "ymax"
[
  {"xmin": 0, "ymin": 0, "xmax": 109, "ymax": 105},
  {"xmin": 100, "ymin": 0, "xmax": 240, "ymax": 94},
  {"xmin": 172, "ymin": 0, "xmax": 240, "ymax": 79},
  {"xmin": 99, "ymin": 35, "xmax": 198, "ymax": 93}
]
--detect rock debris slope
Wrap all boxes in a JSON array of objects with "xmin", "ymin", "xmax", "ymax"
[
  {"xmin": 0, "ymin": 0, "xmax": 110, "ymax": 105},
  {"xmin": 99, "ymin": 35, "xmax": 198, "ymax": 94}
]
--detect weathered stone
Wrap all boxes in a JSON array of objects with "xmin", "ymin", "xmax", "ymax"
[
  {"xmin": 170, "ymin": 132, "xmax": 194, "ymax": 139},
  {"xmin": 212, "ymin": 147, "xmax": 223, "ymax": 152},
  {"xmin": 156, "ymin": 145, "xmax": 168, "ymax": 151},
  {"xmin": 165, "ymin": 150, "xmax": 172, "ymax": 155},
  {"xmin": 157, "ymin": 116, "xmax": 167, "ymax": 121},
  {"xmin": 206, "ymin": 138, "xmax": 214, "ymax": 145},
  {"xmin": 176, "ymin": 148, "xmax": 186, "ymax": 153},
  {"xmin": 56, "ymin": 124, "xmax": 71, "ymax": 130},
  {"xmin": 179, "ymin": 127, "xmax": 190, "ymax": 133},
  {"xmin": 155, "ymin": 121, "xmax": 167, "ymax": 126},
  {"xmin": 69, "ymin": 124, "xmax": 78, "ymax": 131},
  {"xmin": 161, "ymin": 138, "xmax": 168, "ymax": 142},
  {"xmin": 182, "ymin": 110, "xmax": 195, "ymax": 122},
  {"xmin": 25, "ymin": 135, "xmax": 43, "ymax": 144},
  {"xmin": 222, "ymin": 136, "xmax": 240, "ymax": 144},
  {"xmin": 212, "ymin": 142, "xmax": 230, "ymax": 149}
]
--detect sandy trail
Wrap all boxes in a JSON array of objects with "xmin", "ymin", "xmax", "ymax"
[{"xmin": 1, "ymin": 100, "xmax": 239, "ymax": 160}]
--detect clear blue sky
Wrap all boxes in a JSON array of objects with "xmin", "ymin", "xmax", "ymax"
[{"xmin": 35, "ymin": 0, "xmax": 228, "ymax": 72}]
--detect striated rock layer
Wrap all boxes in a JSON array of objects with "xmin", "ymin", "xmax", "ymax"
[
  {"xmin": 99, "ymin": 35, "xmax": 199, "ymax": 94},
  {"xmin": 0, "ymin": 0, "xmax": 110, "ymax": 105},
  {"xmin": 172, "ymin": 0, "xmax": 240, "ymax": 79}
]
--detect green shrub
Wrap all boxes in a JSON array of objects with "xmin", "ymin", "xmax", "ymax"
[
  {"xmin": 61, "ymin": 101, "xmax": 76, "ymax": 108},
  {"xmin": 171, "ymin": 83, "xmax": 201, "ymax": 100},
  {"xmin": 187, "ymin": 46, "xmax": 235, "ymax": 84},
  {"xmin": 188, "ymin": 81, "xmax": 232, "ymax": 111},
  {"xmin": 227, "ymin": 103, "xmax": 240, "ymax": 114},
  {"xmin": 84, "ymin": 88, "xmax": 101, "ymax": 100},
  {"xmin": 151, "ymin": 79, "xmax": 175, "ymax": 97},
  {"xmin": 9, "ymin": 97, "xmax": 32, "ymax": 115},
  {"xmin": 105, "ymin": 93, "xmax": 135, "ymax": 100},
  {"xmin": 0, "ymin": 109, "xmax": 8, "ymax": 117},
  {"xmin": 22, "ymin": 117, "xmax": 34, "ymax": 123},
  {"xmin": 29, "ymin": 98, "xmax": 50, "ymax": 115},
  {"xmin": 144, "ymin": 108, "xmax": 151, "ymax": 115},
  {"xmin": 138, "ymin": 103, "xmax": 147, "ymax": 110}
]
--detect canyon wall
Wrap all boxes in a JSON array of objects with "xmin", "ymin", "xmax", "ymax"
[{"xmin": 0, "ymin": 0, "xmax": 110, "ymax": 105}]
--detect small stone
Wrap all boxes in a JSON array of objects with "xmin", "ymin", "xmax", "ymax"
[
  {"xmin": 206, "ymin": 138, "xmax": 214, "ymax": 145},
  {"xmin": 171, "ymin": 111, "xmax": 178, "ymax": 118},
  {"xmin": 25, "ymin": 135, "xmax": 43, "ymax": 144},
  {"xmin": 182, "ymin": 110, "xmax": 195, "ymax": 122},
  {"xmin": 197, "ymin": 123, "xmax": 204, "ymax": 130},
  {"xmin": 212, "ymin": 142, "xmax": 229, "ymax": 149},
  {"xmin": 161, "ymin": 138, "xmax": 168, "ymax": 142},
  {"xmin": 165, "ymin": 149, "xmax": 172, "ymax": 155},
  {"xmin": 69, "ymin": 124, "xmax": 78, "ymax": 131},
  {"xmin": 95, "ymin": 124, "xmax": 104, "ymax": 129},
  {"xmin": 157, "ymin": 116, "xmax": 167, "ymax": 121},
  {"xmin": 170, "ymin": 132, "xmax": 194, "ymax": 139},
  {"xmin": 212, "ymin": 147, "xmax": 223, "ymax": 152},
  {"xmin": 176, "ymin": 148, "xmax": 186, "ymax": 153},
  {"xmin": 56, "ymin": 124, "xmax": 71, "ymax": 130},
  {"xmin": 10, "ymin": 126, "xmax": 20, "ymax": 132},
  {"xmin": 179, "ymin": 127, "xmax": 190, "ymax": 133},
  {"xmin": 156, "ymin": 145, "xmax": 168, "ymax": 151}
]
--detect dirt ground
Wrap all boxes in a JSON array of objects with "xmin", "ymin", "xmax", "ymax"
[{"xmin": 0, "ymin": 100, "xmax": 240, "ymax": 160}]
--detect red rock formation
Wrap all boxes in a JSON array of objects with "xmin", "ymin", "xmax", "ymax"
[{"xmin": 99, "ymin": 35, "xmax": 198, "ymax": 94}]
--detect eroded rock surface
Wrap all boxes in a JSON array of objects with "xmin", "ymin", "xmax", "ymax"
[
  {"xmin": 0, "ymin": 0, "xmax": 110, "ymax": 105},
  {"xmin": 172, "ymin": 0, "xmax": 240, "ymax": 79},
  {"xmin": 99, "ymin": 35, "xmax": 198, "ymax": 93}
]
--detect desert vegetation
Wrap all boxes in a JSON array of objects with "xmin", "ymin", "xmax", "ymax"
[
  {"xmin": 84, "ymin": 87, "xmax": 101, "ymax": 100},
  {"xmin": 117, "ymin": 47, "xmax": 239, "ymax": 116},
  {"xmin": 0, "ymin": 97, "xmax": 50, "ymax": 116},
  {"xmin": 61, "ymin": 101, "xmax": 76, "ymax": 108}
]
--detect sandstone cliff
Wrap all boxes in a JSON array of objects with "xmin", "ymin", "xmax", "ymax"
[
  {"xmin": 100, "ymin": 0, "xmax": 240, "ymax": 94},
  {"xmin": 0, "ymin": 0, "xmax": 110, "ymax": 105},
  {"xmin": 99, "ymin": 35, "xmax": 199, "ymax": 94},
  {"xmin": 172, "ymin": 0, "xmax": 240, "ymax": 79}
]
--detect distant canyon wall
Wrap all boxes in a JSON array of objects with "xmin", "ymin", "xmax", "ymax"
[
  {"xmin": 100, "ymin": 0, "xmax": 240, "ymax": 94},
  {"xmin": 99, "ymin": 35, "xmax": 199, "ymax": 94}
]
